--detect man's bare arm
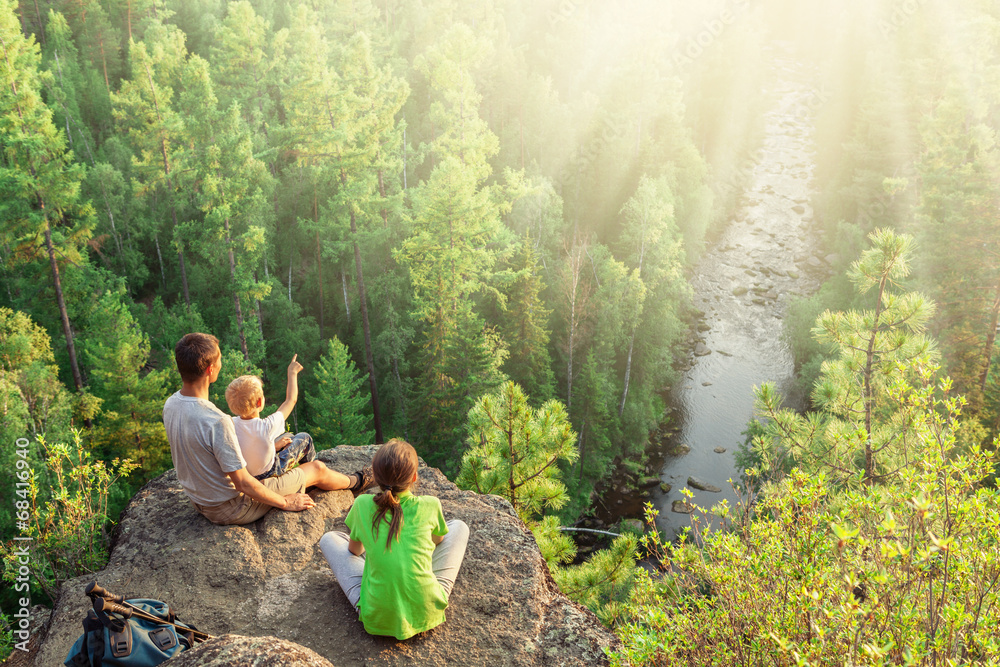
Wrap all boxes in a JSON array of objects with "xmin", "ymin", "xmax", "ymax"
[{"xmin": 227, "ymin": 467, "xmax": 314, "ymax": 512}]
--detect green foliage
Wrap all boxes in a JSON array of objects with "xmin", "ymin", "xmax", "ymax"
[
  {"xmin": 0, "ymin": 0, "xmax": 95, "ymax": 397},
  {"xmin": 4, "ymin": 3, "xmax": 1000, "ymax": 661},
  {"xmin": 0, "ymin": 309, "xmax": 81, "ymax": 551},
  {"xmin": 807, "ymin": 1, "xmax": 1000, "ymax": 428},
  {"xmin": 783, "ymin": 275, "xmax": 853, "ymax": 396},
  {"xmin": 984, "ymin": 348, "xmax": 1000, "ymax": 452},
  {"xmin": 499, "ymin": 236, "xmax": 555, "ymax": 402},
  {"xmin": 457, "ymin": 381, "xmax": 577, "ymax": 520},
  {"xmin": 307, "ymin": 337, "xmax": 374, "ymax": 449},
  {"xmin": 529, "ymin": 514, "xmax": 576, "ymax": 566},
  {"xmin": 209, "ymin": 1, "xmax": 280, "ymax": 134},
  {"xmin": 612, "ymin": 376, "xmax": 1000, "ymax": 665},
  {"xmin": 83, "ymin": 289, "xmax": 171, "ymax": 479},
  {"xmin": 3, "ymin": 0, "xmax": 767, "ymax": 531},
  {"xmin": 0, "ymin": 432, "xmax": 136, "ymax": 603},
  {"xmin": 0, "ymin": 613, "xmax": 11, "ymax": 661},
  {"xmin": 0, "ymin": 308, "xmax": 76, "ymax": 443},
  {"xmin": 563, "ymin": 351, "xmax": 615, "ymax": 517},
  {"xmin": 0, "ymin": 0, "xmax": 94, "ymax": 257},
  {"xmin": 256, "ymin": 288, "xmax": 323, "ymax": 399},
  {"xmin": 132, "ymin": 297, "xmax": 207, "ymax": 373},
  {"xmin": 757, "ymin": 229, "xmax": 938, "ymax": 484},
  {"xmin": 551, "ymin": 531, "xmax": 640, "ymax": 627}
]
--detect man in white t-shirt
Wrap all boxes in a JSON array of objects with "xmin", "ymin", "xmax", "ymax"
[
  {"xmin": 226, "ymin": 356, "xmax": 316, "ymax": 480},
  {"xmin": 163, "ymin": 333, "xmax": 373, "ymax": 525}
]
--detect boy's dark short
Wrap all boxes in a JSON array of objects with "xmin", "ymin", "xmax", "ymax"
[{"xmin": 253, "ymin": 432, "xmax": 316, "ymax": 481}]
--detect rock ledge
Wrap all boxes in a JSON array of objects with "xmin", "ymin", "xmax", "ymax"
[{"xmin": 27, "ymin": 446, "xmax": 615, "ymax": 666}]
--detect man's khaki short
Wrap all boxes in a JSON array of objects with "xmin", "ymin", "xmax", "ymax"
[{"xmin": 194, "ymin": 467, "xmax": 308, "ymax": 525}]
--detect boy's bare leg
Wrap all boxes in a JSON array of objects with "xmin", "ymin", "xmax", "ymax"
[{"xmin": 297, "ymin": 460, "xmax": 354, "ymax": 491}]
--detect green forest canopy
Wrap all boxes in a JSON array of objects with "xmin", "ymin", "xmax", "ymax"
[{"xmin": 2, "ymin": 1, "xmax": 1000, "ymax": 659}]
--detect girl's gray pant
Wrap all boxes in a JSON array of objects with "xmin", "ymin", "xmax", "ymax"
[{"xmin": 319, "ymin": 518, "xmax": 470, "ymax": 611}]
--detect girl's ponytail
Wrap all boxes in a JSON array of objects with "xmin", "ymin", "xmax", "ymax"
[{"xmin": 370, "ymin": 440, "xmax": 419, "ymax": 549}]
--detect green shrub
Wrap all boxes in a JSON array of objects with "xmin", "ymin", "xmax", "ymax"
[
  {"xmin": 0, "ymin": 431, "xmax": 136, "ymax": 603},
  {"xmin": 610, "ymin": 379, "xmax": 1000, "ymax": 666}
]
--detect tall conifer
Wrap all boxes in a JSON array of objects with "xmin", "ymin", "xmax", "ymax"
[{"xmin": 0, "ymin": 0, "xmax": 93, "ymax": 394}]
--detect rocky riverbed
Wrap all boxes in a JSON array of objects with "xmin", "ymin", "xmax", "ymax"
[{"xmin": 590, "ymin": 45, "xmax": 831, "ymax": 541}]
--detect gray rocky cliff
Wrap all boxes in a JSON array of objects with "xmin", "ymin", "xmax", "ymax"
[{"xmin": 27, "ymin": 446, "xmax": 615, "ymax": 666}]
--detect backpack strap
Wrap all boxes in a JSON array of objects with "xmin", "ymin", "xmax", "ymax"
[
  {"xmin": 70, "ymin": 611, "xmax": 104, "ymax": 667},
  {"xmin": 148, "ymin": 627, "xmax": 178, "ymax": 652},
  {"xmin": 68, "ymin": 642, "xmax": 90, "ymax": 667},
  {"xmin": 108, "ymin": 621, "xmax": 132, "ymax": 659},
  {"xmin": 91, "ymin": 628, "xmax": 105, "ymax": 667}
]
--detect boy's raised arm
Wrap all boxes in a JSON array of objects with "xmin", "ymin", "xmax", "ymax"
[{"xmin": 276, "ymin": 354, "xmax": 304, "ymax": 419}]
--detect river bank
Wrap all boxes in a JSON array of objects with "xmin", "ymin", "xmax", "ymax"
[{"xmin": 579, "ymin": 44, "xmax": 833, "ymax": 544}]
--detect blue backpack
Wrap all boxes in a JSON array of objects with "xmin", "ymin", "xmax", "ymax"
[{"xmin": 64, "ymin": 583, "xmax": 210, "ymax": 667}]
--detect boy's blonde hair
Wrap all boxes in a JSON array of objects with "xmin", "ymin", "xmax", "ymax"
[{"xmin": 226, "ymin": 375, "xmax": 264, "ymax": 416}]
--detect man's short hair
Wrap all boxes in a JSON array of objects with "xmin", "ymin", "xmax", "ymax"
[
  {"xmin": 174, "ymin": 333, "xmax": 220, "ymax": 383},
  {"xmin": 225, "ymin": 375, "xmax": 263, "ymax": 416}
]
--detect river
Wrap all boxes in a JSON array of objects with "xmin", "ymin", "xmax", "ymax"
[{"xmin": 646, "ymin": 48, "xmax": 832, "ymax": 539}]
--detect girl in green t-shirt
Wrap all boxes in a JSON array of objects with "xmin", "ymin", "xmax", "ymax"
[{"xmin": 319, "ymin": 439, "xmax": 470, "ymax": 640}]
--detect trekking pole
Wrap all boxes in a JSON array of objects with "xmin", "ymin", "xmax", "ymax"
[
  {"xmin": 85, "ymin": 582, "xmax": 124, "ymax": 603},
  {"xmin": 91, "ymin": 598, "xmax": 214, "ymax": 643},
  {"xmin": 87, "ymin": 584, "xmax": 214, "ymax": 643}
]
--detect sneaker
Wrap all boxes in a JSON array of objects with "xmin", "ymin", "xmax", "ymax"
[{"xmin": 351, "ymin": 465, "xmax": 376, "ymax": 493}]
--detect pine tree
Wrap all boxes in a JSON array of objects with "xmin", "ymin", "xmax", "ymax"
[
  {"xmin": 555, "ymin": 235, "xmax": 595, "ymax": 411},
  {"xmin": 401, "ymin": 157, "xmax": 513, "ymax": 459},
  {"xmin": 0, "ymin": 307, "xmax": 76, "ymax": 441},
  {"xmin": 913, "ymin": 85, "xmax": 1000, "ymax": 410},
  {"xmin": 457, "ymin": 381, "xmax": 577, "ymax": 520},
  {"xmin": 398, "ymin": 25, "xmax": 520, "ymax": 454},
  {"xmin": 283, "ymin": 9, "xmax": 410, "ymax": 444},
  {"xmin": 189, "ymin": 83, "xmax": 274, "ymax": 365},
  {"xmin": 72, "ymin": 0, "xmax": 122, "ymax": 92},
  {"xmin": 42, "ymin": 11, "xmax": 95, "ymax": 162},
  {"xmin": 281, "ymin": 4, "xmax": 338, "ymax": 341},
  {"xmin": 209, "ymin": 1, "xmax": 282, "ymax": 151},
  {"xmin": 566, "ymin": 351, "xmax": 614, "ymax": 507},
  {"xmin": 754, "ymin": 229, "xmax": 937, "ymax": 485},
  {"xmin": 110, "ymin": 19, "xmax": 193, "ymax": 306},
  {"xmin": 617, "ymin": 175, "xmax": 685, "ymax": 417},
  {"xmin": 504, "ymin": 176, "xmax": 567, "ymax": 272},
  {"xmin": 0, "ymin": 0, "xmax": 94, "ymax": 395},
  {"xmin": 307, "ymin": 337, "xmax": 374, "ymax": 449},
  {"xmin": 500, "ymin": 235, "xmax": 555, "ymax": 402},
  {"xmin": 328, "ymin": 31, "xmax": 408, "ymax": 444},
  {"xmin": 83, "ymin": 289, "xmax": 171, "ymax": 478}
]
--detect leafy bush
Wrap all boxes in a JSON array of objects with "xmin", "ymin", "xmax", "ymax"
[
  {"xmin": 610, "ymin": 378, "xmax": 1000, "ymax": 666},
  {"xmin": 0, "ymin": 431, "xmax": 136, "ymax": 602}
]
